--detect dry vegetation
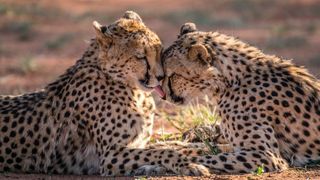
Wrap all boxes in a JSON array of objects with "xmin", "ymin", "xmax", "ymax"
[{"xmin": 0, "ymin": 0, "xmax": 320, "ymax": 179}]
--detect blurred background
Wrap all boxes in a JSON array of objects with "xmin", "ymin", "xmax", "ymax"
[{"xmin": 0, "ymin": 0, "xmax": 320, "ymax": 95}]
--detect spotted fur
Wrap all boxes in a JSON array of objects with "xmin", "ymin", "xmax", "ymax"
[
  {"xmin": 161, "ymin": 22, "xmax": 320, "ymax": 173},
  {"xmin": 0, "ymin": 13, "xmax": 209, "ymax": 176}
]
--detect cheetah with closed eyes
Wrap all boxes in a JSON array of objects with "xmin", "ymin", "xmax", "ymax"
[
  {"xmin": 160, "ymin": 22, "xmax": 320, "ymax": 173},
  {"xmin": 0, "ymin": 13, "xmax": 209, "ymax": 176}
]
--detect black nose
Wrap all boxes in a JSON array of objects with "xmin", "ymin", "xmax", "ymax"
[{"xmin": 156, "ymin": 75, "xmax": 164, "ymax": 81}]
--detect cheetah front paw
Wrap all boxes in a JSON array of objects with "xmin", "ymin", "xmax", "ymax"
[
  {"xmin": 179, "ymin": 163, "xmax": 210, "ymax": 176},
  {"xmin": 132, "ymin": 165, "xmax": 170, "ymax": 176}
]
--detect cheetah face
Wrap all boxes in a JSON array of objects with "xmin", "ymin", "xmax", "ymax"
[
  {"xmin": 93, "ymin": 11, "xmax": 165, "ymax": 97},
  {"xmin": 161, "ymin": 23, "xmax": 224, "ymax": 105}
]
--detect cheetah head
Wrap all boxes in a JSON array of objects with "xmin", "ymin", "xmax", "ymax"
[
  {"xmin": 93, "ymin": 11, "xmax": 165, "ymax": 97},
  {"xmin": 161, "ymin": 23, "xmax": 226, "ymax": 105}
]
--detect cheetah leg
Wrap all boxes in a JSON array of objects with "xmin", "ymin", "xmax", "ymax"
[
  {"xmin": 182, "ymin": 124, "xmax": 228, "ymax": 144},
  {"xmin": 193, "ymin": 126, "xmax": 289, "ymax": 173},
  {"xmin": 98, "ymin": 146, "xmax": 210, "ymax": 176},
  {"xmin": 134, "ymin": 149, "xmax": 288, "ymax": 176},
  {"xmin": 192, "ymin": 149, "xmax": 289, "ymax": 173},
  {"xmin": 132, "ymin": 141, "xmax": 233, "ymax": 176},
  {"xmin": 147, "ymin": 141, "xmax": 233, "ymax": 154},
  {"xmin": 132, "ymin": 141, "xmax": 232, "ymax": 176}
]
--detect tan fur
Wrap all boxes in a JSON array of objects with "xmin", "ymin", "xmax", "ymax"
[
  {"xmin": 0, "ymin": 13, "xmax": 209, "ymax": 176},
  {"xmin": 161, "ymin": 23, "xmax": 320, "ymax": 173}
]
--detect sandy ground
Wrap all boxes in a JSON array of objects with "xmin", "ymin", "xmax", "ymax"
[{"xmin": 1, "ymin": 167, "xmax": 320, "ymax": 179}]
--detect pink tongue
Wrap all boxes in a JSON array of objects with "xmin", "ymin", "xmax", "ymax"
[{"xmin": 154, "ymin": 85, "xmax": 166, "ymax": 98}]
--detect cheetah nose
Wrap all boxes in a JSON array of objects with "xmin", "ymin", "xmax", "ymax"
[{"xmin": 153, "ymin": 85, "xmax": 166, "ymax": 99}]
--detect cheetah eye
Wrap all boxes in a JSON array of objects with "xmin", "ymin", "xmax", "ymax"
[
  {"xmin": 135, "ymin": 54, "xmax": 147, "ymax": 60},
  {"xmin": 156, "ymin": 75, "xmax": 164, "ymax": 81}
]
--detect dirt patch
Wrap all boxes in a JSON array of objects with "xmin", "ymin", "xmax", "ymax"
[{"xmin": 1, "ymin": 167, "xmax": 320, "ymax": 179}]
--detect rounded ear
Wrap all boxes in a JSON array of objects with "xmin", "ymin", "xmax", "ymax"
[
  {"xmin": 93, "ymin": 21, "xmax": 111, "ymax": 36},
  {"xmin": 188, "ymin": 44, "xmax": 209, "ymax": 63},
  {"xmin": 180, "ymin": 22, "xmax": 197, "ymax": 36},
  {"xmin": 122, "ymin": 11, "xmax": 143, "ymax": 22},
  {"xmin": 93, "ymin": 21, "xmax": 111, "ymax": 46}
]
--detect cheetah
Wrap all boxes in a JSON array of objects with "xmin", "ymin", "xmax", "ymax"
[
  {"xmin": 160, "ymin": 22, "xmax": 320, "ymax": 173},
  {"xmin": 0, "ymin": 13, "xmax": 209, "ymax": 176}
]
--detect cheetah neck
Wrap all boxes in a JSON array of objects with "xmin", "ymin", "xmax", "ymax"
[
  {"xmin": 45, "ymin": 39, "xmax": 100, "ymax": 93},
  {"xmin": 206, "ymin": 32, "xmax": 320, "ymax": 100},
  {"xmin": 205, "ymin": 32, "xmax": 264, "ymax": 88},
  {"xmin": 44, "ymin": 38, "xmax": 145, "ymax": 117}
]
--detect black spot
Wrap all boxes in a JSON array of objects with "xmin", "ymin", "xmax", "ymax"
[
  {"xmin": 271, "ymin": 78, "xmax": 278, "ymax": 83},
  {"xmin": 64, "ymin": 111, "xmax": 71, "ymax": 118},
  {"xmin": 259, "ymin": 92, "xmax": 266, "ymax": 97},
  {"xmin": 281, "ymin": 100, "xmax": 289, "ymax": 107},
  {"xmin": 237, "ymin": 124, "xmax": 244, "ymax": 130},
  {"xmin": 111, "ymin": 158, "xmax": 118, "ymax": 164},
  {"xmin": 260, "ymin": 159, "xmax": 269, "ymax": 165},
  {"xmin": 295, "ymin": 86, "xmax": 305, "ymax": 95},
  {"xmin": 252, "ymin": 134, "xmax": 260, "ymax": 139},
  {"xmin": 303, "ymin": 130, "xmax": 310, "ymax": 137},
  {"xmin": 219, "ymin": 155, "xmax": 227, "ymax": 162},
  {"xmin": 298, "ymin": 139, "xmax": 306, "ymax": 144},
  {"xmin": 302, "ymin": 121, "xmax": 309, "ymax": 127},
  {"xmin": 257, "ymin": 100, "xmax": 265, "ymax": 105},
  {"xmin": 271, "ymin": 91, "xmax": 278, "ymax": 97},
  {"xmin": 285, "ymin": 91, "xmax": 293, "ymax": 98},
  {"xmin": 132, "ymin": 163, "xmax": 139, "ymax": 170},
  {"xmin": 252, "ymin": 153, "xmax": 261, "ymax": 158},
  {"xmin": 294, "ymin": 105, "xmax": 301, "ymax": 113},
  {"xmin": 236, "ymin": 156, "xmax": 247, "ymax": 162},
  {"xmin": 1, "ymin": 126, "xmax": 8, "ymax": 132},
  {"xmin": 249, "ymin": 96, "xmax": 256, "ymax": 102},
  {"xmin": 224, "ymin": 164, "xmax": 234, "ymax": 170},
  {"xmin": 303, "ymin": 113, "xmax": 311, "ymax": 119},
  {"xmin": 243, "ymin": 163, "xmax": 252, "ymax": 169}
]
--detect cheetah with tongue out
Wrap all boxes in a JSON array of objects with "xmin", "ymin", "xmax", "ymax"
[
  {"xmin": 160, "ymin": 22, "xmax": 320, "ymax": 173},
  {"xmin": 0, "ymin": 13, "xmax": 209, "ymax": 176}
]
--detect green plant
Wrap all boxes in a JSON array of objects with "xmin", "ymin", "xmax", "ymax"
[
  {"xmin": 252, "ymin": 164, "xmax": 265, "ymax": 176},
  {"xmin": 160, "ymin": 133, "xmax": 173, "ymax": 141},
  {"xmin": 162, "ymin": 97, "xmax": 219, "ymax": 133},
  {"xmin": 135, "ymin": 177, "xmax": 147, "ymax": 180},
  {"xmin": 194, "ymin": 128, "xmax": 221, "ymax": 155},
  {"xmin": 159, "ymin": 96, "xmax": 221, "ymax": 154},
  {"xmin": 149, "ymin": 137, "xmax": 156, "ymax": 144}
]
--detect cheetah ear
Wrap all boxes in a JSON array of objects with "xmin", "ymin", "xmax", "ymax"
[
  {"xmin": 122, "ymin": 11, "xmax": 143, "ymax": 23},
  {"xmin": 180, "ymin": 22, "xmax": 197, "ymax": 36},
  {"xmin": 188, "ymin": 44, "xmax": 209, "ymax": 64},
  {"xmin": 93, "ymin": 21, "xmax": 112, "ymax": 46},
  {"xmin": 93, "ymin": 21, "xmax": 112, "ymax": 37}
]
